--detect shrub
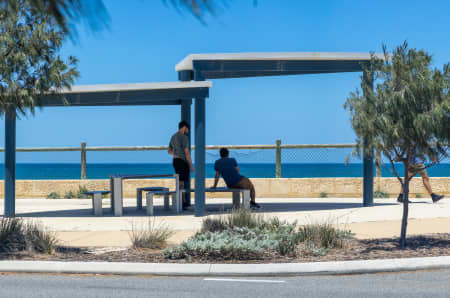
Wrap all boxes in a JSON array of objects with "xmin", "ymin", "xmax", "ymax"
[
  {"xmin": 130, "ymin": 219, "xmax": 174, "ymax": 249},
  {"xmin": 297, "ymin": 223, "xmax": 352, "ymax": 249},
  {"xmin": 0, "ymin": 217, "xmax": 26, "ymax": 252},
  {"xmin": 64, "ymin": 191, "xmax": 75, "ymax": 199},
  {"xmin": 167, "ymin": 211, "xmax": 353, "ymax": 261},
  {"xmin": 46, "ymin": 192, "xmax": 60, "ymax": 199},
  {"xmin": 168, "ymin": 212, "xmax": 302, "ymax": 259},
  {"xmin": 201, "ymin": 209, "xmax": 289, "ymax": 233},
  {"xmin": 164, "ymin": 228, "xmax": 280, "ymax": 260},
  {"xmin": 319, "ymin": 192, "xmax": 328, "ymax": 198},
  {"xmin": 374, "ymin": 189, "xmax": 389, "ymax": 198},
  {"xmin": 415, "ymin": 193, "xmax": 423, "ymax": 198},
  {"xmin": 201, "ymin": 217, "xmax": 227, "ymax": 233},
  {"xmin": 76, "ymin": 185, "xmax": 89, "ymax": 199},
  {"xmin": 24, "ymin": 221, "xmax": 58, "ymax": 254},
  {"xmin": 0, "ymin": 218, "xmax": 57, "ymax": 254}
]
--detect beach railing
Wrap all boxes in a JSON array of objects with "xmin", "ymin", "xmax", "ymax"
[{"xmin": 0, "ymin": 140, "xmax": 378, "ymax": 179}]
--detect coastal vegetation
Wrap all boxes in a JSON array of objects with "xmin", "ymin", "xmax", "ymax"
[
  {"xmin": 163, "ymin": 209, "xmax": 352, "ymax": 260},
  {"xmin": 0, "ymin": 218, "xmax": 57, "ymax": 254},
  {"xmin": 345, "ymin": 42, "xmax": 449, "ymax": 248},
  {"xmin": 129, "ymin": 219, "xmax": 174, "ymax": 249},
  {"xmin": 373, "ymin": 189, "xmax": 389, "ymax": 198}
]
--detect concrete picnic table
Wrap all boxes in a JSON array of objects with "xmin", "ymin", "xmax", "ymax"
[{"xmin": 110, "ymin": 174, "xmax": 178, "ymax": 216}]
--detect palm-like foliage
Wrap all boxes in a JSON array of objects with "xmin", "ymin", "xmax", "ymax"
[
  {"xmin": 0, "ymin": 0, "xmax": 79, "ymax": 116},
  {"xmin": 0, "ymin": 0, "xmax": 248, "ymax": 34},
  {"xmin": 344, "ymin": 42, "xmax": 449, "ymax": 248}
]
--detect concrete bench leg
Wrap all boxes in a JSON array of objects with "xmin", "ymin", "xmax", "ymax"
[
  {"xmin": 146, "ymin": 192, "xmax": 154, "ymax": 216},
  {"xmin": 92, "ymin": 193, "xmax": 103, "ymax": 216},
  {"xmin": 164, "ymin": 194, "xmax": 170, "ymax": 211},
  {"xmin": 242, "ymin": 190, "xmax": 250, "ymax": 209},
  {"xmin": 172, "ymin": 193, "xmax": 181, "ymax": 214},
  {"xmin": 232, "ymin": 192, "xmax": 240, "ymax": 209},
  {"xmin": 137, "ymin": 190, "xmax": 143, "ymax": 210},
  {"xmin": 112, "ymin": 177, "xmax": 123, "ymax": 216}
]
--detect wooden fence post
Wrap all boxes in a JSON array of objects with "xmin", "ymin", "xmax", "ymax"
[
  {"xmin": 276, "ymin": 139, "xmax": 282, "ymax": 178},
  {"xmin": 81, "ymin": 142, "xmax": 87, "ymax": 179}
]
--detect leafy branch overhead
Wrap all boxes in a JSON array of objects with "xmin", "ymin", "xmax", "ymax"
[
  {"xmin": 0, "ymin": 0, "xmax": 79, "ymax": 115},
  {"xmin": 0, "ymin": 0, "xmax": 251, "ymax": 35}
]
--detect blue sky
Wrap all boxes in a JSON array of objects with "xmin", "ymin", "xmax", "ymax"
[{"xmin": 1, "ymin": 0, "xmax": 449, "ymax": 163}]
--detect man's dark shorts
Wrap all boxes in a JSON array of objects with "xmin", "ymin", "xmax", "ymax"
[{"xmin": 173, "ymin": 158, "xmax": 190, "ymax": 181}]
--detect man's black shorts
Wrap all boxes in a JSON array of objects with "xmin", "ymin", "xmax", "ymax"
[{"xmin": 173, "ymin": 158, "xmax": 190, "ymax": 181}]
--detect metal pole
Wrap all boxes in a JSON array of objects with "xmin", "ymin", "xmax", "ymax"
[
  {"xmin": 4, "ymin": 107, "xmax": 16, "ymax": 217},
  {"xmin": 275, "ymin": 139, "xmax": 281, "ymax": 178},
  {"xmin": 181, "ymin": 100, "xmax": 192, "ymax": 206},
  {"xmin": 194, "ymin": 97, "xmax": 206, "ymax": 217},
  {"xmin": 362, "ymin": 69, "xmax": 374, "ymax": 206},
  {"xmin": 81, "ymin": 141, "xmax": 87, "ymax": 179}
]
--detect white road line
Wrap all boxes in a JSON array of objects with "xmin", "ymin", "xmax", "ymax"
[{"xmin": 204, "ymin": 278, "xmax": 286, "ymax": 283}]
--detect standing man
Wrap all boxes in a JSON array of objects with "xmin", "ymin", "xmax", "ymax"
[
  {"xmin": 211, "ymin": 148, "xmax": 260, "ymax": 209},
  {"xmin": 397, "ymin": 153, "xmax": 444, "ymax": 203},
  {"xmin": 168, "ymin": 121, "xmax": 194, "ymax": 210}
]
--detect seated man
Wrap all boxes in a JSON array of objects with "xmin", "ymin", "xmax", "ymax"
[{"xmin": 211, "ymin": 148, "xmax": 260, "ymax": 209}]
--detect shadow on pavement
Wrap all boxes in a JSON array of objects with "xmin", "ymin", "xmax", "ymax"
[{"xmin": 15, "ymin": 201, "xmax": 397, "ymax": 218}]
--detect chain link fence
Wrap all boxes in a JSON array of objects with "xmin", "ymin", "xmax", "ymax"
[{"xmin": 1, "ymin": 142, "xmax": 448, "ymax": 179}]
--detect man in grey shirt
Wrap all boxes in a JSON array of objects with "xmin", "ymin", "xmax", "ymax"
[{"xmin": 168, "ymin": 121, "xmax": 194, "ymax": 209}]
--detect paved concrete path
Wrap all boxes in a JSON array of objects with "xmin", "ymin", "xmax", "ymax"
[{"xmin": 1, "ymin": 197, "xmax": 449, "ymax": 247}]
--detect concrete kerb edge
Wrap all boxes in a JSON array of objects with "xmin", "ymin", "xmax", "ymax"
[{"xmin": 1, "ymin": 256, "xmax": 450, "ymax": 277}]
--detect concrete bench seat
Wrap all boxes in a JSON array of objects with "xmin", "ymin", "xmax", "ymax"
[
  {"xmin": 182, "ymin": 187, "xmax": 250, "ymax": 210},
  {"xmin": 145, "ymin": 190, "xmax": 180, "ymax": 216},
  {"xmin": 85, "ymin": 190, "xmax": 110, "ymax": 216},
  {"xmin": 136, "ymin": 187, "xmax": 169, "ymax": 210},
  {"xmin": 145, "ymin": 187, "xmax": 250, "ymax": 217}
]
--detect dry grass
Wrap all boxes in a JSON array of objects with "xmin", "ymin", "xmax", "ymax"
[
  {"xmin": 0, "ymin": 218, "xmax": 57, "ymax": 254},
  {"xmin": 129, "ymin": 219, "xmax": 174, "ymax": 249}
]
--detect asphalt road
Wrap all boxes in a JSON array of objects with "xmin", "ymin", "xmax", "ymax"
[{"xmin": 0, "ymin": 270, "xmax": 449, "ymax": 298}]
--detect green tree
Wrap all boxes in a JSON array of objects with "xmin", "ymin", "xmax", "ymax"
[
  {"xmin": 344, "ymin": 42, "xmax": 449, "ymax": 248},
  {"xmin": 0, "ymin": 0, "xmax": 79, "ymax": 115},
  {"xmin": 1, "ymin": 0, "xmax": 79, "ymax": 216}
]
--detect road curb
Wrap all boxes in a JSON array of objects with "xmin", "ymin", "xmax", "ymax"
[{"xmin": 1, "ymin": 256, "xmax": 450, "ymax": 276}]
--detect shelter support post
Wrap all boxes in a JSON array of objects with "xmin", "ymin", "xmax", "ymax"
[
  {"xmin": 181, "ymin": 100, "xmax": 192, "ymax": 205},
  {"xmin": 194, "ymin": 97, "xmax": 206, "ymax": 216},
  {"xmin": 362, "ymin": 69, "xmax": 374, "ymax": 206},
  {"xmin": 363, "ymin": 148, "xmax": 374, "ymax": 206},
  {"xmin": 4, "ymin": 107, "xmax": 16, "ymax": 217}
]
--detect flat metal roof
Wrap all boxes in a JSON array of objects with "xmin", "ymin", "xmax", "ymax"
[
  {"xmin": 176, "ymin": 52, "xmax": 386, "ymax": 80},
  {"xmin": 41, "ymin": 81, "xmax": 212, "ymax": 107},
  {"xmin": 176, "ymin": 52, "xmax": 385, "ymax": 71}
]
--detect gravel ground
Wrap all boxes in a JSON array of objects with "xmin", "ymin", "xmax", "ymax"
[{"xmin": 1, "ymin": 234, "xmax": 450, "ymax": 264}]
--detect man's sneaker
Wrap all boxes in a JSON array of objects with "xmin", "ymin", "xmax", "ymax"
[
  {"xmin": 250, "ymin": 201, "xmax": 261, "ymax": 209},
  {"xmin": 397, "ymin": 194, "xmax": 411, "ymax": 203},
  {"xmin": 431, "ymin": 193, "xmax": 444, "ymax": 203}
]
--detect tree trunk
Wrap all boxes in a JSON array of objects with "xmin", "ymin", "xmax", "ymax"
[{"xmin": 400, "ymin": 164, "xmax": 410, "ymax": 249}]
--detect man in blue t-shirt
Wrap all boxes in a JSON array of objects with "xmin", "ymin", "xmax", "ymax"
[{"xmin": 211, "ymin": 148, "xmax": 260, "ymax": 209}]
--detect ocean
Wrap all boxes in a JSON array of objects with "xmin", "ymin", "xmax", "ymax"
[{"xmin": 0, "ymin": 163, "xmax": 448, "ymax": 180}]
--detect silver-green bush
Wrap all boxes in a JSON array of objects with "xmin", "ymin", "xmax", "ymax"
[{"xmin": 166, "ymin": 210, "xmax": 353, "ymax": 260}]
